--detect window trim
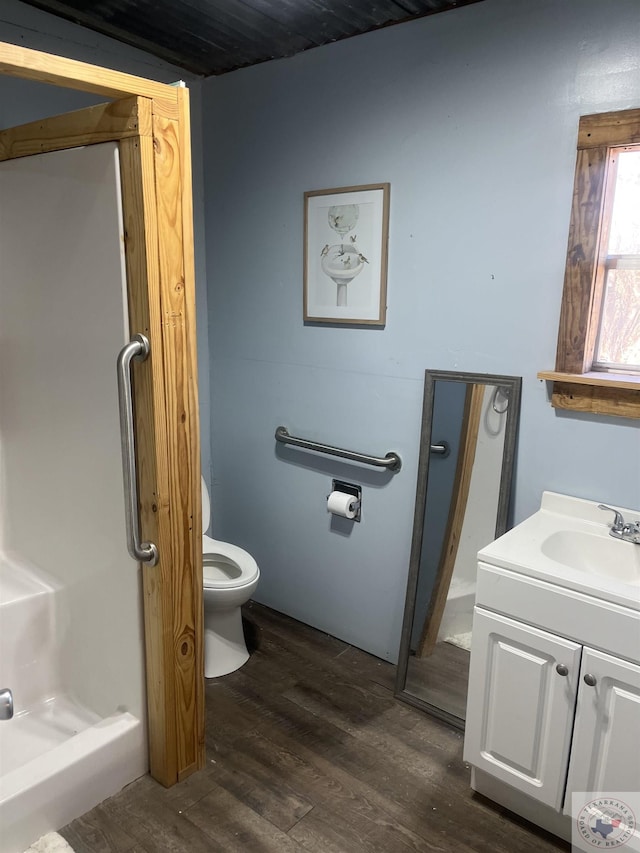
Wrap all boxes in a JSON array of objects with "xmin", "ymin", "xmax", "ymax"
[{"xmin": 538, "ymin": 108, "xmax": 640, "ymax": 419}]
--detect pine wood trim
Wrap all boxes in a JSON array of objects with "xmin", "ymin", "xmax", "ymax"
[
  {"xmin": 0, "ymin": 97, "xmax": 151, "ymax": 160},
  {"xmin": 175, "ymin": 86, "xmax": 205, "ymax": 775},
  {"xmin": 417, "ymin": 384, "xmax": 484, "ymax": 658},
  {"xmin": 0, "ymin": 41, "xmax": 177, "ymax": 104},
  {"xmin": 151, "ymin": 105, "xmax": 204, "ymax": 780},
  {"xmin": 119, "ymin": 133, "xmax": 178, "ymax": 785}
]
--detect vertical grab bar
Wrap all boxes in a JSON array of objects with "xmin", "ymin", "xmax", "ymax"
[
  {"xmin": 0, "ymin": 688, "xmax": 13, "ymax": 721},
  {"xmin": 116, "ymin": 334, "xmax": 159, "ymax": 566}
]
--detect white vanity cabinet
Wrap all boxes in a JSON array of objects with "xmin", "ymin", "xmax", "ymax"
[
  {"xmin": 464, "ymin": 607, "xmax": 640, "ymax": 816},
  {"xmin": 462, "ymin": 492, "xmax": 640, "ymax": 842},
  {"xmin": 464, "ymin": 608, "xmax": 581, "ymax": 810},
  {"xmin": 566, "ymin": 648, "xmax": 640, "ymax": 796}
]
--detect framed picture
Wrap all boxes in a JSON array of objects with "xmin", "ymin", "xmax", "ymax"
[{"xmin": 304, "ymin": 183, "xmax": 390, "ymax": 325}]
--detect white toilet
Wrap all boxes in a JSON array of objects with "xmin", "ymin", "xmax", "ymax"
[{"xmin": 201, "ymin": 476, "xmax": 260, "ymax": 678}]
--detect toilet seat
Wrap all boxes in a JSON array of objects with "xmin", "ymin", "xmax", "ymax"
[{"xmin": 202, "ymin": 535, "xmax": 259, "ymax": 590}]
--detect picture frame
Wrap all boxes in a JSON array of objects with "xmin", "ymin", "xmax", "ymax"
[{"xmin": 303, "ymin": 183, "xmax": 390, "ymax": 325}]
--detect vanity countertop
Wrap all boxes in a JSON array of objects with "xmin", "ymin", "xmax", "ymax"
[{"xmin": 478, "ymin": 491, "xmax": 640, "ymax": 612}]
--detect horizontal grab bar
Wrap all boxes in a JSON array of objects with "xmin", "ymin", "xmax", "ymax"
[
  {"xmin": 430, "ymin": 441, "xmax": 450, "ymax": 456},
  {"xmin": 275, "ymin": 426, "xmax": 401, "ymax": 472}
]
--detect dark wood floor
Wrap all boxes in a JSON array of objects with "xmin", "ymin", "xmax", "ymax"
[
  {"xmin": 405, "ymin": 640, "xmax": 471, "ymax": 720},
  {"xmin": 61, "ymin": 602, "xmax": 569, "ymax": 853}
]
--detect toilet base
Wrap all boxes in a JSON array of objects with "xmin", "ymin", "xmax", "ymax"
[{"xmin": 204, "ymin": 605, "xmax": 250, "ymax": 678}]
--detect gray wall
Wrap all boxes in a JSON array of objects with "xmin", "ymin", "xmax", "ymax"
[
  {"xmin": 0, "ymin": 0, "xmax": 211, "ymax": 484},
  {"xmin": 202, "ymin": 0, "xmax": 640, "ymax": 661},
  {"xmin": 411, "ymin": 380, "xmax": 466, "ymax": 651}
]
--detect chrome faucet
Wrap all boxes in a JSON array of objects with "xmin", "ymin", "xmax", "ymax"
[
  {"xmin": 0, "ymin": 688, "xmax": 13, "ymax": 720},
  {"xmin": 598, "ymin": 504, "xmax": 640, "ymax": 545}
]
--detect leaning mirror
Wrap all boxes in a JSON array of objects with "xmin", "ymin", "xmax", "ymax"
[{"xmin": 395, "ymin": 370, "xmax": 522, "ymax": 729}]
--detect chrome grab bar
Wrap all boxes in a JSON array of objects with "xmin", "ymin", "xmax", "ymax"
[
  {"xmin": 275, "ymin": 425, "xmax": 401, "ymax": 472},
  {"xmin": 117, "ymin": 334, "xmax": 159, "ymax": 566},
  {"xmin": 430, "ymin": 441, "xmax": 450, "ymax": 456},
  {"xmin": 0, "ymin": 688, "xmax": 13, "ymax": 721}
]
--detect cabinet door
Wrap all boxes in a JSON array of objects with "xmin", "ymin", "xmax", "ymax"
[
  {"xmin": 464, "ymin": 607, "xmax": 581, "ymax": 809},
  {"xmin": 565, "ymin": 648, "xmax": 640, "ymax": 809}
]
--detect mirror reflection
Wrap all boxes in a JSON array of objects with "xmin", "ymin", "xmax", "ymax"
[{"xmin": 395, "ymin": 371, "xmax": 521, "ymax": 727}]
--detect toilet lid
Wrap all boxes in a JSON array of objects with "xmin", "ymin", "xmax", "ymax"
[{"xmin": 202, "ymin": 536, "xmax": 259, "ymax": 589}]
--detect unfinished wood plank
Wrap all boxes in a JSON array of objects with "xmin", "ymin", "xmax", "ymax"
[
  {"xmin": 551, "ymin": 381, "xmax": 640, "ymax": 418},
  {"xmin": 0, "ymin": 97, "xmax": 151, "ymax": 161},
  {"xmin": 418, "ymin": 383, "xmax": 483, "ymax": 658},
  {"xmin": 151, "ymin": 96, "xmax": 181, "ymax": 122},
  {"xmin": 176, "ymin": 84, "xmax": 205, "ymax": 775},
  {"xmin": 578, "ymin": 108, "xmax": 640, "ymax": 149},
  {"xmin": 119, "ymin": 134, "xmax": 178, "ymax": 787},
  {"xmin": 554, "ymin": 147, "xmax": 609, "ymax": 374},
  {"xmin": 538, "ymin": 370, "xmax": 640, "ymax": 390},
  {"xmin": 0, "ymin": 41, "xmax": 177, "ymax": 104},
  {"xmin": 152, "ymin": 110, "xmax": 204, "ymax": 780}
]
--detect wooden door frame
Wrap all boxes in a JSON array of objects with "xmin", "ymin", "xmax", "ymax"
[{"xmin": 0, "ymin": 43, "xmax": 204, "ymax": 786}]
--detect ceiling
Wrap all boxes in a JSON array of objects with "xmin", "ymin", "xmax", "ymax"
[{"xmin": 20, "ymin": 0, "xmax": 484, "ymax": 77}]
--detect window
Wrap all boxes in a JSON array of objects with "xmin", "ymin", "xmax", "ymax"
[
  {"xmin": 592, "ymin": 147, "xmax": 640, "ymax": 372},
  {"xmin": 539, "ymin": 109, "xmax": 640, "ymax": 418}
]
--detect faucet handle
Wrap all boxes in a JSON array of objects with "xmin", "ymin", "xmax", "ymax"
[{"xmin": 598, "ymin": 504, "xmax": 625, "ymax": 531}]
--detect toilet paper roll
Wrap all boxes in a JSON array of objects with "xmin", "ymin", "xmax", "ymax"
[{"xmin": 327, "ymin": 491, "xmax": 358, "ymax": 519}]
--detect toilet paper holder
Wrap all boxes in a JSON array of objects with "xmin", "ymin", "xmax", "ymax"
[{"xmin": 328, "ymin": 479, "xmax": 362, "ymax": 522}]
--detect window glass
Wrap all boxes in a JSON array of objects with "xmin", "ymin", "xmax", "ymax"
[
  {"xmin": 593, "ymin": 148, "xmax": 640, "ymax": 371},
  {"xmin": 607, "ymin": 150, "xmax": 640, "ymax": 255}
]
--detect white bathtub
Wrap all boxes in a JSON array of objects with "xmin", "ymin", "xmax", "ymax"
[
  {"xmin": 0, "ymin": 556, "xmax": 145, "ymax": 853},
  {"xmin": 438, "ymin": 580, "xmax": 475, "ymax": 648}
]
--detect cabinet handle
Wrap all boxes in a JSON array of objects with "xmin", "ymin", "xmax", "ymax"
[
  {"xmin": 583, "ymin": 673, "xmax": 597, "ymax": 687},
  {"xmin": 556, "ymin": 664, "xmax": 569, "ymax": 677}
]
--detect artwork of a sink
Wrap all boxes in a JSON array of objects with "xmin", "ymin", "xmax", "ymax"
[
  {"xmin": 303, "ymin": 184, "xmax": 389, "ymax": 325},
  {"xmin": 321, "ymin": 243, "xmax": 366, "ymax": 306}
]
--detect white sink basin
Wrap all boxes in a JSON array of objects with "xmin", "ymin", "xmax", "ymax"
[
  {"xmin": 541, "ymin": 529, "xmax": 640, "ymax": 586},
  {"xmin": 478, "ymin": 492, "xmax": 640, "ymax": 610}
]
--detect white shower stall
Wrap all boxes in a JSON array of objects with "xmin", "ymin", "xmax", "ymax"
[{"xmin": 0, "ymin": 143, "xmax": 147, "ymax": 852}]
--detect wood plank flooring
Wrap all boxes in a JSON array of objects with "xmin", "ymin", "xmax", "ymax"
[
  {"xmin": 404, "ymin": 640, "xmax": 470, "ymax": 720},
  {"xmin": 61, "ymin": 602, "xmax": 569, "ymax": 853}
]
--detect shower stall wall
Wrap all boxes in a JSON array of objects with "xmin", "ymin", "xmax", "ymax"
[
  {"xmin": 0, "ymin": 42, "xmax": 205, "ymax": 851},
  {"xmin": 0, "ymin": 143, "xmax": 146, "ymax": 852}
]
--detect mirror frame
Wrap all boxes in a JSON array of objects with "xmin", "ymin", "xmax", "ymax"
[{"xmin": 394, "ymin": 370, "xmax": 522, "ymax": 729}]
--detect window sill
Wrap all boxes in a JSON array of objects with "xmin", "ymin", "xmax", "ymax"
[{"xmin": 537, "ymin": 371, "xmax": 640, "ymax": 419}]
